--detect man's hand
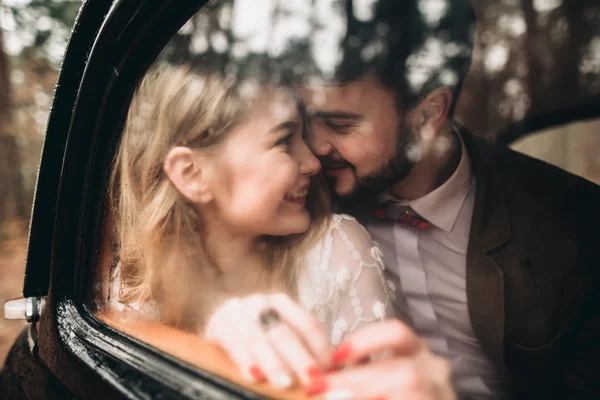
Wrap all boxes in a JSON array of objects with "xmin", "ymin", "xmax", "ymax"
[{"xmin": 317, "ymin": 320, "xmax": 454, "ymax": 400}]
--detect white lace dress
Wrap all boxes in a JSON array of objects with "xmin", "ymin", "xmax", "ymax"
[
  {"xmin": 298, "ymin": 213, "xmax": 392, "ymax": 346},
  {"xmin": 110, "ymin": 213, "xmax": 392, "ymax": 345}
]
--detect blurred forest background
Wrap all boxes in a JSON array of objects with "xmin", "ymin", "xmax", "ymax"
[
  {"xmin": 0, "ymin": 0, "xmax": 80, "ymax": 363},
  {"xmin": 0, "ymin": 0, "xmax": 599, "ymax": 364}
]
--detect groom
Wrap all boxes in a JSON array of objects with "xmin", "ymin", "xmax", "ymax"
[{"xmin": 301, "ymin": 0, "xmax": 600, "ymax": 398}]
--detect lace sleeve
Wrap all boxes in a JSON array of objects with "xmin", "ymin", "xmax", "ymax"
[{"xmin": 298, "ymin": 214, "xmax": 392, "ymax": 346}]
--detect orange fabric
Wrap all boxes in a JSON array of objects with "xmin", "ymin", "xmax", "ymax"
[
  {"xmin": 97, "ymin": 309, "xmax": 311, "ymax": 399},
  {"xmin": 94, "ymin": 201, "xmax": 311, "ymax": 398}
]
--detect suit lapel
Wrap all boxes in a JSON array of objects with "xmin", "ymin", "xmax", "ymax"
[{"xmin": 462, "ymin": 130, "xmax": 511, "ymax": 370}]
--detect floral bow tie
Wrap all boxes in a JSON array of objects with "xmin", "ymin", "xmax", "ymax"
[{"xmin": 371, "ymin": 201, "xmax": 431, "ymax": 229}]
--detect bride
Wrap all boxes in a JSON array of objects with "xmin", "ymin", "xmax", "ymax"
[{"xmin": 109, "ymin": 63, "xmax": 392, "ymax": 395}]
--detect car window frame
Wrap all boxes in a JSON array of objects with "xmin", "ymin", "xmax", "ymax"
[
  {"xmin": 29, "ymin": 0, "xmax": 268, "ymax": 398},
  {"xmin": 27, "ymin": 0, "xmax": 600, "ymax": 397},
  {"xmin": 496, "ymin": 97, "xmax": 600, "ymax": 146}
]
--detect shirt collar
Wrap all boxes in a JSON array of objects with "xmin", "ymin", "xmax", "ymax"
[
  {"xmin": 378, "ymin": 127, "xmax": 473, "ymax": 232},
  {"xmin": 411, "ymin": 128, "xmax": 473, "ymax": 232}
]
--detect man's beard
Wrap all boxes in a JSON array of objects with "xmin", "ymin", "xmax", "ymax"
[{"xmin": 333, "ymin": 119, "xmax": 417, "ymax": 201}]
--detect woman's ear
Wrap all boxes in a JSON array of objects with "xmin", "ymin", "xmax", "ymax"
[{"xmin": 163, "ymin": 147, "xmax": 213, "ymax": 204}]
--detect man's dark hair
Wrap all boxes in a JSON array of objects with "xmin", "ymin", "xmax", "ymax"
[
  {"xmin": 334, "ymin": 0, "xmax": 476, "ymax": 115},
  {"xmin": 160, "ymin": 0, "xmax": 476, "ymax": 116}
]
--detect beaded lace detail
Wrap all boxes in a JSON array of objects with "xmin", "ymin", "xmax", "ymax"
[{"xmin": 298, "ymin": 214, "xmax": 392, "ymax": 346}]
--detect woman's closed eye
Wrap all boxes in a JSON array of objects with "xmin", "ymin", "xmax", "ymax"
[
  {"xmin": 271, "ymin": 121, "xmax": 300, "ymax": 150},
  {"xmin": 275, "ymin": 132, "xmax": 294, "ymax": 149}
]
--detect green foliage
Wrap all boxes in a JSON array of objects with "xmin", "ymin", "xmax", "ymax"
[{"xmin": 1, "ymin": 0, "xmax": 81, "ymax": 64}]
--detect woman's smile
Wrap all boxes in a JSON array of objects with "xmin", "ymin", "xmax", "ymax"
[{"xmin": 284, "ymin": 183, "xmax": 310, "ymax": 205}]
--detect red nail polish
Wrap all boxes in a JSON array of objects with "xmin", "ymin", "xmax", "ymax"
[
  {"xmin": 307, "ymin": 366, "xmax": 323, "ymax": 379},
  {"xmin": 305, "ymin": 376, "xmax": 327, "ymax": 396},
  {"xmin": 249, "ymin": 365, "xmax": 265, "ymax": 382},
  {"xmin": 332, "ymin": 343, "xmax": 352, "ymax": 364}
]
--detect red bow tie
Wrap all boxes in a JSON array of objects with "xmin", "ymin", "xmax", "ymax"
[{"xmin": 371, "ymin": 202, "xmax": 431, "ymax": 229}]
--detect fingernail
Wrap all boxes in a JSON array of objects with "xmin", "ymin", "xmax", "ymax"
[
  {"xmin": 305, "ymin": 376, "xmax": 327, "ymax": 396},
  {"xmin": 249, "ymin": 365, "xmax": 265, "ymax": 382},
  {"xmin": 331, "ymin": 343, "xmax": 352, "ymax": 365},
  {"xmin": 307, "ymin": 366, "xmax": 323, "ymax": 379},
  {"xmin": 323, "ymin": 389, "xmax": 355, "ymax": 400},
  {"xmin": 272, "ymin": 371, "xmax": 292, "ymax": 389}
]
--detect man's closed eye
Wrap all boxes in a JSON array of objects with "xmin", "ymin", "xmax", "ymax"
[{"xmin": 326, "ymin": 121, "xmax": 355, "ymax": 133}]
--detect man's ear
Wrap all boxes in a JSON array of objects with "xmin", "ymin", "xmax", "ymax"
[
  {"xmin": 417, "ymin": 87, "xmax": 453, "ymax": 139},
  {"xmin": 163, "ymin": 147, "xmax": 213, "ymax": 204}
]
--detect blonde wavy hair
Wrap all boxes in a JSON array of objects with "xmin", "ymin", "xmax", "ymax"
[{"xmin": 110, "ymin": 63, "xmax": 330, "ymax": 331}]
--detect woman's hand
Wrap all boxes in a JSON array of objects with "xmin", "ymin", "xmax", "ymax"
[
  {"xmin": 317, "ymin": 320, "xmax": 455, "ymax": 400},
  {"xmin": 204, "ymin": 293, "xmax": 332, "ymax": 393}
]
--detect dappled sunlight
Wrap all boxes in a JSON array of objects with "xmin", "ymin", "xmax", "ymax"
[
  {"xmin": 0, "ymin": 1, "xmax": 75, "ymax": 64},
  {"xmin": 353, "ymin": 0, "xmax": 377, "ymax": 22},
  {"xmin": 418, "ymin": 0, "xmax": 449, "ymax": 27},
  {"xmin": 162, "ymin": 0, "xmax": 475, "ymax": 107},
  {"xmin": 581, "ymin": 36, "xmax": 600, "ymax": 75},
  {"xmin": 497, "ymin": 13, "xmax": 527, "ymax": 38},
  {"xmin": 155, "ymin": 0, "xmax": 600, "ymax": 145},
  {"xmin": 456, "ymin": 0, "xmax": 600, "ymax": 141},
  {"xmin": 533, "ymin": 0, "xmax": 563, "ymax": 13},
  {"xmin": 407, "ymin": 39, "xmax": 442, "ymax": 84},
  {"xmin": 484, "ymin": 43, "xmax": 509, "ymax": 74}
]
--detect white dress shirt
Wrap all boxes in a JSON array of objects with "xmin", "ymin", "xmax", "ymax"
[{"xmin": 363, "ymin": 133, "xmax": 508, "ymax": 399}]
